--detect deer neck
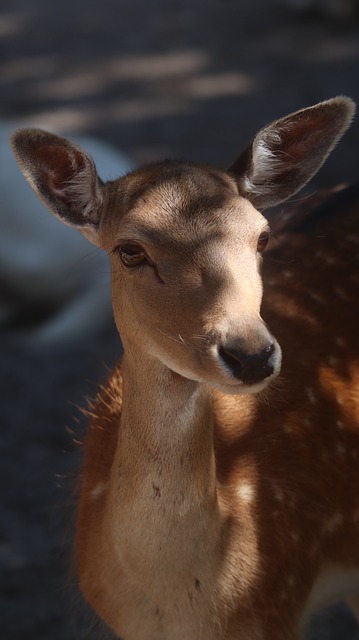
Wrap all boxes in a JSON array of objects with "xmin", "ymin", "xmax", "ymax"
[
  {"xmin": 106, "ymin": 344, "xmax": 219, "ymax": 573},
  {"xmin": 118, "ymin": 344, "xmax": 216, "ymax": 498}
]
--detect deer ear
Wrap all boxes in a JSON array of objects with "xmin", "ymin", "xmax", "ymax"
[
  {"xmin": 228, "ymin": 96, "xmax": 356, "ymax": 209},
  {"xmin": 10, "ymin": 128, "xmax": 104, "ymax": 245}
]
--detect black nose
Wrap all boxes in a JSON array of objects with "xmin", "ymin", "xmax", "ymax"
[{"xmin": 219, "ymin": 342, "xmax": 275, "ymax": 385}]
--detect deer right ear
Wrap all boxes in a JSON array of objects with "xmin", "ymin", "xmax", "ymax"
[
  {"xmin": 10, "ymin": 128, "xmax": 105, "ymax": 246},
  {"xmin": 228, "ymin": 97, "xmax": 356, "ymax": 209}
]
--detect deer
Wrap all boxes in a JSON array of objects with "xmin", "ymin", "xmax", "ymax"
[{"xmin": 10, "ymin": 96, "xmax": 359, "ymax": 640}]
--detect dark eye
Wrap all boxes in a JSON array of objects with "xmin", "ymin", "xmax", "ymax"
[
  {"xmin": 257, "ymin": 231, "xmax": 270, "ymax": 254},
  {"xmin": 117, "ymin": 244, "xmax": 147, "ymax": 268}
]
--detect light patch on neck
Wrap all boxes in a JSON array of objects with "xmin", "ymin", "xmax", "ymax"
[{"xmin": 237, "ymin": 482, "xmax": 256, "ymax": 504}]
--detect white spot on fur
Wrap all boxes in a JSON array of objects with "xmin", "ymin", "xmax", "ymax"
[
  {"xmin": 89, "ymin": 481, "xmax": 107, "ymax": 500},
  {"xmin": 335, "ymin": 336, "xmax": 346, "ymax": 348},
  {"xmin": 333, "ymin": 286, "xmax": 348, "ymax": 301},
  {"xmin": 309, "ymin": 291, "xmax": 325, "ymax": 304},
  {"xmin": 237, "ymin": 483, "xmax": 255, "ymax": 504},
  {"xmin": 321, "ymin": 512, "xmax": 343, "ymax": 535},
  {"xmin": 310, "ymin": 540, "xmax": 320, "ymax": 557},
  {"xmin": 284, "ymin": 422, "xmax": 295, "ymax": 434},
  {"xmin": 306, "ymin": 387, "xmax": 316, "ymax": 405},
  {"xmin": 328, "ymin": 355, "xmax": 338, "ymax": 367},
  {"xmin": 290, "ymin": 532, "xmax": 299, "ymax": 544},
  {"xmin": 336, "ymin": 420, "xmax": 344, "ymax": 430},
  {"xmin": 336, "ymin": 442, "xmax": 346, "ymax": 456},
  {"xmin": 321, "ymin": 450, "xmax": 328, "ymax": 462},
  {"xmin": 273, "ymin": 485, "xmax": 284, "ymax": 502}
]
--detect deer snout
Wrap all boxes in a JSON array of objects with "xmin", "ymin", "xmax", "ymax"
[{"xmin": 218, "ymin": 340, "xmax": 281, "ymax": 386}]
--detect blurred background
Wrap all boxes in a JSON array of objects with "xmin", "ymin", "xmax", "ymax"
[{"xmin": 1, "ymin": 0, "xmax": 359, "ymax": 638}]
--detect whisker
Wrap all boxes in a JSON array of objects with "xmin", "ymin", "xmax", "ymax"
[
  {"xmin": 157, "ymin": 328, "xmax": 184, "ymax": 346},
  {"xmin": 156, "ymin": 328, "xmax": 214, "ymax": 361}
]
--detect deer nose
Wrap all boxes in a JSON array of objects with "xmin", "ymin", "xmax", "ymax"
[{"xmin": 218, "ymin": 342, "xmax": 275, "ymax": 385}]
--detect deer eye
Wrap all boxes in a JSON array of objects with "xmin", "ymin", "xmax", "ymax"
[
  {"xmin": 117, "ymin": 244, "xmax": 147, "ymax": 268},
  {"xmin": 257, "ymin": 231, "xmax": 270, "ymax": 254}
]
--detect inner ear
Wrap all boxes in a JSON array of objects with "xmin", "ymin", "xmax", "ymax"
[
  {"xmin": 11, "ymin": 128, "xmax": 105, "ymax": 230},
  {"xmin": 39, "ymin": 145, "xmax": 85, "ymax": 190},
  {"xmin": 228, "ymin": 97, "xmax": 355, "ymax": 209},
  {"xmin": 44, "ymin": 147, "xmax": 102, "ymax": 226},
  {"xmin": 37, "ymin": 144, "xmax": 103, "ymax": 227}
]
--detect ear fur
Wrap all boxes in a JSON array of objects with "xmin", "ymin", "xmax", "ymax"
[
  {"xmin": 10, "ymin": 129, "xmax": 104, "ymax": 241},
  {"xmin": 228, "ymin": 96, "xmax": 356, "ymax": 209}
]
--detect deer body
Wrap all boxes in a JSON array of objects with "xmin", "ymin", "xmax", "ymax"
[{"xmin": 11, "ymin": 97, "xmax": 359, "ymax": 639}]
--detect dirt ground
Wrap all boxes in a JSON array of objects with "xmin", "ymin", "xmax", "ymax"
[{"xmin": 1, "ymin": 1, "xmax": 359, "ymax": 638}]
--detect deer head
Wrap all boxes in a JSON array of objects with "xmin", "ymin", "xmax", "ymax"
[{"xmin": 11, "ymin": 97, "xmax": 355, "ymax": 394}]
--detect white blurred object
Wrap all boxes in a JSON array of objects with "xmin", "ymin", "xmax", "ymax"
[{"xmin": 0, "ymin": 122, "xmax": 132, "ymax": 344}]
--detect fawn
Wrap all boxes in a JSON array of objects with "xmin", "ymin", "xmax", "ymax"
[{"xmin": 11, "ymin": 96, "xmax": 359, "ymax": 640}]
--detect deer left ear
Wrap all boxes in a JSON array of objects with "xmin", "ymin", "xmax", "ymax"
[
  {"xmin": 10, "ymin": 128, "xmax": 104, "ymax": 245},
  {"xmin": 228, "ymin": 96, "xmax": 355, "ymax": 209}
]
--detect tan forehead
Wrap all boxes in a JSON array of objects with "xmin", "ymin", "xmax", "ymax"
[
  {"xmin": 116, "ymin": 163, "xmax": 265, "ymax": 243},
  {"xmin": 123, "ymin": 163, "xmax": 237, "ymax": 215}
]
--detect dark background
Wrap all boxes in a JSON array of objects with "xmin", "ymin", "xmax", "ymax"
[{"xmin": 1, "ymin": 1, "xmax": 359, "ymax": 638}]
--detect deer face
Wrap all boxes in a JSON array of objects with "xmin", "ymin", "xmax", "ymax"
[{"xmin": 105, "ymin": 163, "xmax": 281, "ymax": 393}]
